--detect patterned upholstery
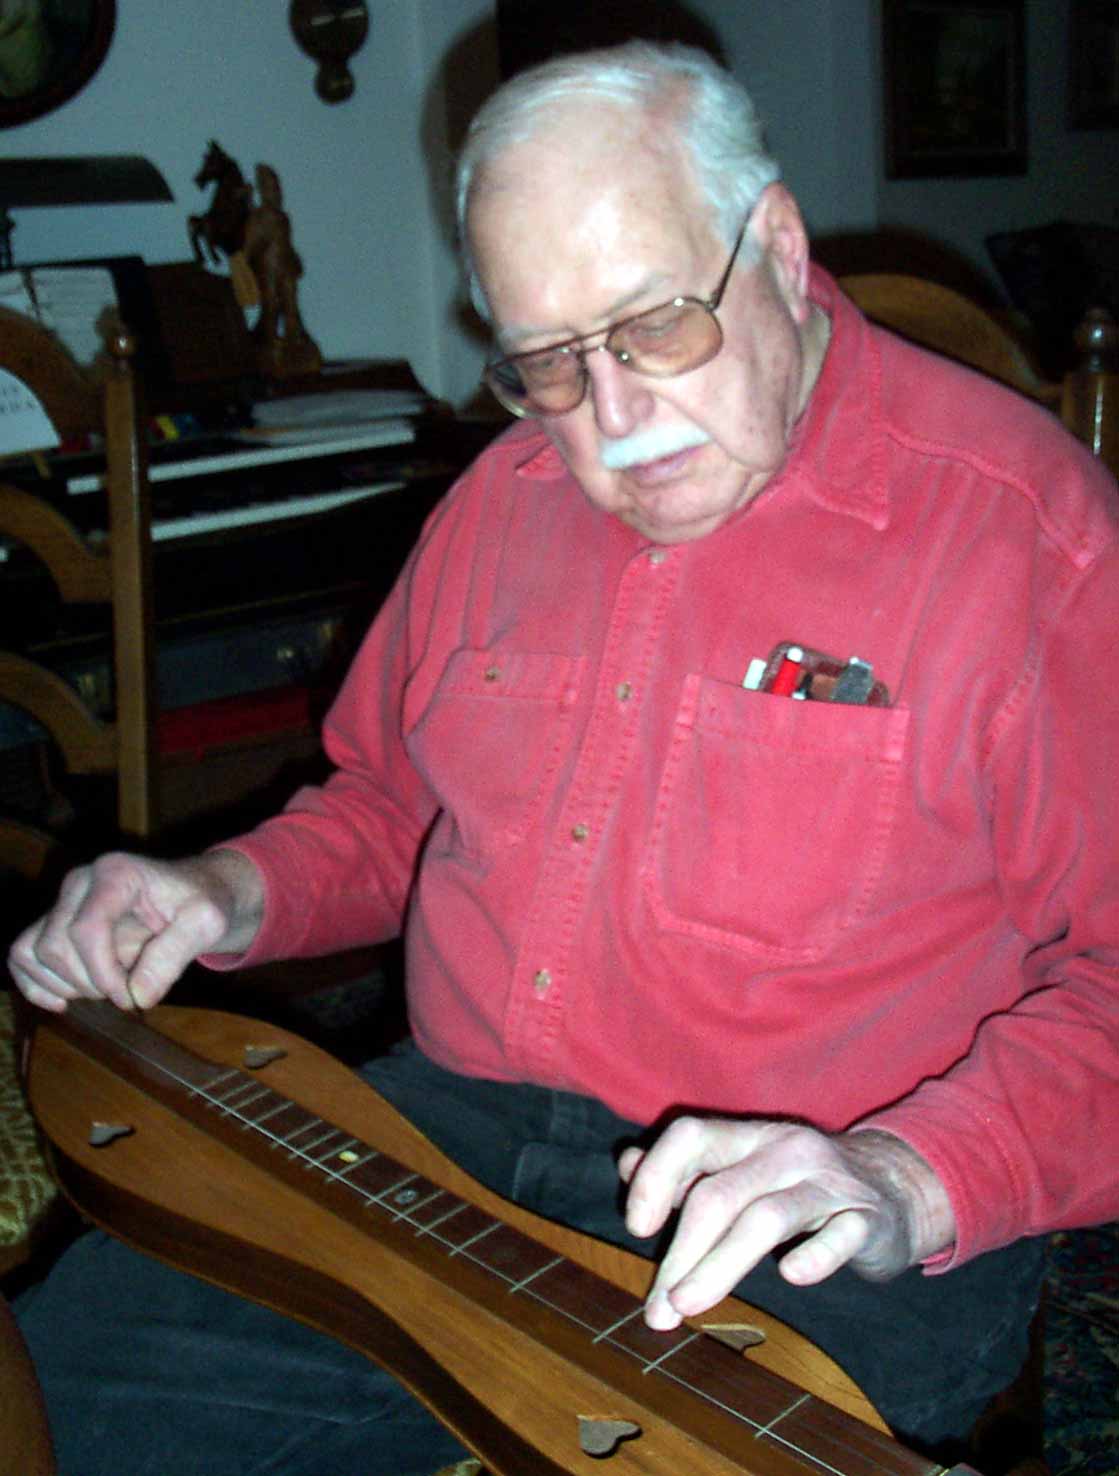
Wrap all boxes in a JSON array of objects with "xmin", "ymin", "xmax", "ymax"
[{"xmin": 0, "ymin": 992, "xmax": 57, "ymax": 1268}]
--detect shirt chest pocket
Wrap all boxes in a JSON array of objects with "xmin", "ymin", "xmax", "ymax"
[
  {"xmin": 407, "ymin": 647, "xmax": 583, "ymax": 860},
  {"xmin": 644, "ymin": 672, "xmax": 911, "ymax": 962}
]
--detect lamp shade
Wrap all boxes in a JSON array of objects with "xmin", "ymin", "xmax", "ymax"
[{"xmin": 0, "ymin": 154, "xmax": 172, "ymax": 208}]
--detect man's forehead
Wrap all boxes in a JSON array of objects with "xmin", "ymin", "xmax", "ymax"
[{"xmin": 471, "ymin": 97, "xmax": 694, "ymax": 213}]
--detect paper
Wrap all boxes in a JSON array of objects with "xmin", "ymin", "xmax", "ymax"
[
  {"xmin": 0, "ymin": 265, "xmax": 118, "ymax": 368},
  {"xmin": 252, "ymin": 388, "xmax": 428, "ymax": 428},
  {"xmin": 0, "ymin": 367, "xmax": 59, "ymax": 455}
]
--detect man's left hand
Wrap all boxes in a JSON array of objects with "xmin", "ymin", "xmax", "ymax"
[{"xmin": 618, "ymin": 1120, "xmax": 955, "ymax": 1330}]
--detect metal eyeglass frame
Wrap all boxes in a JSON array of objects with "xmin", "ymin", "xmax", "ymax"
[{"xmin": 484, "ymin": 214, "xmax": 752, "ymax": 418}]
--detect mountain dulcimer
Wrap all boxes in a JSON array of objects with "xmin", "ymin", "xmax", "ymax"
[{"xmin": 28, "ymin": 1001, "xmax": 979, "ymax": 1476}]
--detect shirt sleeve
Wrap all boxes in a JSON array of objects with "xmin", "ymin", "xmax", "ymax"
[
  {"xmin": 200, "ymin": 450, "xmax": 495, "ymax": 970},
  {"xmin": 858, "ymin": 534, "xmax": 1119, "ymax": 1268}
]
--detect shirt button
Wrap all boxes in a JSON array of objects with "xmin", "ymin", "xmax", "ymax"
[
  {"xmin": 532, "ymin": 968, "xmax": 552, "ymax": 996},
  {"xmin": 483, "ymin": 665, "xmax": 501, "ymax": 681},
  {"xmin": 649, "ymin": 549, "xmax": 667, "ymax": 565},
  {"xmin": 571, "ymin": 823, "xmax": 589, "ymax": 842},
  {"xmin": 615, "ymin": 681, "xmax": 632, "ymax": 701}
]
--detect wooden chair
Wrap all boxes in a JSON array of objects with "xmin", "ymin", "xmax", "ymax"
[
  {"xmin": 0, "ymin": 303, "xmax": 157, "ymax": 858},
  {"xmin": 0, "ymin": 305, "xmax": 157, "ymax": 1279},
  {"xmin": 840, "ymin": 273, "xmax": 1119, "ymax": 479},
  {"xmin": 0, "ymin": 1290, "xmax": 54, "ymax": 1475},
  {"xmin": 842, "ymin": 270, "xmax": 1065, "ymax": 1476}
]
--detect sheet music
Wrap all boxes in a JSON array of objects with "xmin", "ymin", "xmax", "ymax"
[
  {"xmin": 252, "ymin": 388, "xmax": 429, "ymax": 428},
  {"xmin": 0, "ymin": 367, "xmax": 59, "ymax": 455},
  {"xmin": 25, "ymin": 267, "xmax": 119, "ymax": 368},
  {"xmin": 0, "ymin": 271, "xmax": 38, "ymax": 321},
  {"xmin": 0, "ymin": 265, "xmax": 118, "ymax": 368}
]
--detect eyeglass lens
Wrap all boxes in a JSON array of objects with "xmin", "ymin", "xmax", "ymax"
[{"xmin": 487, "ymin": 298, "xmax": 723, "ymax": 416}]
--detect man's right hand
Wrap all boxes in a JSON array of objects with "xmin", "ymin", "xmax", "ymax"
[{"xmin": 7, "ymin": 848, "xmax": 265, "ymax": 1015}]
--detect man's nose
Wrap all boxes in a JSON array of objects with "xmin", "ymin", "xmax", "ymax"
[{"xmin": 584, "ymin": 348, "xmax": 655, "ymax": 439}]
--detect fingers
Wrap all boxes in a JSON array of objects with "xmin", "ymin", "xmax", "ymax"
[
  {"xmin": 60, "ymin": 860, "xmax": 151, "ymax": 1009},
  {"xmin": 620, "ymin": 1117, "xmax": 901, "ymax": 1330},
  {"xmin": 6, "ymin": 853, "xmax": 229, "ymax": 1015},
  {"xmin": 777, "ymin": 1207, "xmax": 872, "ymax": 1285},
  {"xmin": 624, "ymin": 1116, "xmax": 750, "ymax": 1239},
  {"xmin": 644, "ymin": 1172, "xmax": 860, "ymax": 1328},
  {"xmin": 8, "ymin": 867, "xmax": 100, "ymax": 1012},
  {"xmin": 121, "ymin": 892, "xmax": 228, "ymax": 1008}
]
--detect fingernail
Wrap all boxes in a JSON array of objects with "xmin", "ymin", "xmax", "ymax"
[
  {"xmin": 626, "ymin": 1197, "xmax": 647, "ymax": 1236},
  {"xmin": 644, "ymin": 1294, "xmax": 681, "ymax": 1332}
]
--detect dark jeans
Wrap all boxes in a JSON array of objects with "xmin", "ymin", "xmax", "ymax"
[{"xmin": 17, "ymin": 1039, "xmax": 1045, "ymax": 1476}]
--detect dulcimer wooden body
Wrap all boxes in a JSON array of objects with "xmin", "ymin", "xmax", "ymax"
[{"xmin": 28, "ymin": 1002, "xmax": 966, "ymax": 1476}]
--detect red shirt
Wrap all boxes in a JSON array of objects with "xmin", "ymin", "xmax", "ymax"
[{"xmin": 214, "ymin": 269, "xmax": 1119, "ymax": 1268}]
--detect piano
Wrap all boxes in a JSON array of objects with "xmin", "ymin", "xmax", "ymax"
[{"xmin": 0, "ymin": 262, "xmax": 498, "ymax": 819}]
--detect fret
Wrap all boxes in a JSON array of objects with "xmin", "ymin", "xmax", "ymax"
[
  {"xmin": 340, "ymin": 1155, "xmax": 418, "ymax": 1204},
  {"xmin": 456, "ymin": 1221, "xmax": 561, "ymax": 1284},
  {"xmin": 521, "ymin": 1256, "xmax": 639, "ymax": 1333},
  {"xmin": 240, "ymin": 1095, "xmax": 295, "ymax": 1128},
  {"xmin": 304, "ymin": 1134, "xmax": 359, "ymax": 1165},
  {"xmin": 413, "ymin": 1198, "xmax": 472, "ymax": 1239},
  {"xmin": 195, "ymin": 1067, "xmax": 245, "ymax": 1101},
  {"xmin": 641, "ymin": 1328, "xmax": 701, "ymax": 1373},
  {"xmin": 761, "ymin": 1397, "xmax": 928, "ymax": 1476},
  {"xmin": 604, "ymin": 1306, "xmax": 708, "ymax": 1371},
  {"xmin": 507, "ymin": 1253, "xmax": 564, "ymax": 1294},
  {"xmin": 593, "ymin": 1305, "xmax": 648, "ymax": 1347},
  {"xmin": 390, "ymin": 1185, "xmax": 464, "ymax": 1229},
  {"xmin": 210, "ymin": 1074, "xmax": 269, "ymax": 1106},
  {"xmin": 222, "ymin": 1083, "xmax": 275, "ymax": 1116},
  {"xmin": 253, "ymin": 1102, "xmax": 317, "ymax": 1143},
  {"xmin": 215, "ymin": 1083, "xmax": 284, "ymax": 1117},
  {"xmin": 447, "ymin": 1219, "xmax": 500, "ymax": 1258},
  {"xmin": 383, "ymin": 1180, "xmax": 446, "ymax": 1221},
  {"xmin": 283, "ymin": 1122, "xmax": 347, "ymax": 1157},
  {"xmin": 421, "ymin": 1202, "xmax": 501, "ymax": 1252},
  {"xmin": 294, "ymin": 1130, "xmax": 360, "ymax": 1167},
  {"xmin": 640, "ymin": 1330, "xmax": 803, "ymax": 1429},
  {"xmin": 398, "ymin": 1189, "xmax": 469, "ymax": 1232},
  {"xmin": 754, "ymin": 1391, "xmax": 811, "ymax": 1436},
  {"xmin": 323, "ymin": 1146, "xmax": 379, "ymax": 1179}
]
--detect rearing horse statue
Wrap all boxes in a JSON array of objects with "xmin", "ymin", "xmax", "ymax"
[{"xmin": 188, "ymin": 141, "xmax": 251, "ymax": 267}]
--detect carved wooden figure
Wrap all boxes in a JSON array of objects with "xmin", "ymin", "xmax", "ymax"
[
  {"xmin": 242, "ymin": 163, "xmax": 322, "ymax": 379},
  {"xmin": 188, "ymin": 140, "xmax": 251, "ymax": 268}
]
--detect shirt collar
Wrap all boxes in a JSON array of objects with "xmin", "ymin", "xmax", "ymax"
[{"xmin": 783, "ymin": 264, "xmax": 890, "ymax": 531}]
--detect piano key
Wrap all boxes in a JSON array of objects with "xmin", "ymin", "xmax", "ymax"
[
  {"xmin": 150, "ymin": 480, "xmax": 404, "ymax": 541},
  {"xmin": 66, "ymin": 419, "xmax": 418, "ymax": 495}
]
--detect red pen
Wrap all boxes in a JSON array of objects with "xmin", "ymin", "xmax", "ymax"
[{"xmin": 770, "ymin": 645, "xmax": 804, "ymax": 697}]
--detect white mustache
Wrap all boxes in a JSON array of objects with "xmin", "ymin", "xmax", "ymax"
[{"xmin": 599, "ymin": 423, "xmax": 711, "ymax": 471}]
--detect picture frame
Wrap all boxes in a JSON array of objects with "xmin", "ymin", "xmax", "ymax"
[
  {"xmin": 0, "ymin": 0, "xmax": 116, "ymax": 130},
  {"xmin": 883, "ymin": 0, "xmax": 1027, "ymax": 178},
  {"xmin": 1069, "ymin": 0, "xmax": 1119, "ymax": 128}
]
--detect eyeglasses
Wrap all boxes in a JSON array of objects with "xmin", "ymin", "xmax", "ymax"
[{"xmin": 483, "ymin": 216, "xmax": 751, "ymax": 419}]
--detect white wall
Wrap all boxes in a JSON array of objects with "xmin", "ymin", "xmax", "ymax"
[
  {"xmin": 694, "ymin": 0, "xmax": 1116, "ymax": 286},
  {"xmin": 684, "ymin": 0, "xmax": 880, "ymax": 236},
  {"xmin": 875, "ymin": 0, "xmax": 1118, "ymax": 276},
  {"xmin": 3, "ymin": 1, "xmax": 498, "ymax": 404}
]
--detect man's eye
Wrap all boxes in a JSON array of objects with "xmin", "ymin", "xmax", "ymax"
[
  {"xmin": 521, "ymin": 348, "xmax": 571, "ymax": 384},
  {"xmin": 622, "ymin": 307, "xmax": 688, "ymax": 345}
]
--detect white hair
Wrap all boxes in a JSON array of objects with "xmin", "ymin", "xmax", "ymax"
[{"xmin": 455, "ymin": 41, "xmax": 781, "ymax": 319}]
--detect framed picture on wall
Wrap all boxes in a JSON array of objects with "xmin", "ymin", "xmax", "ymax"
[
  {"xmin": 1070, "ymin": 0, "xmax": 1119, "ymax": 127},
  {"xmin": 883, "ymin": 0, "xmax": 1027, "ymax": 177}
]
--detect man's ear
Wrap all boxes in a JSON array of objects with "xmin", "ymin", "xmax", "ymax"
[{"xmin": 751, "ymin": 183, "xmax": 811, "ymax": 321}]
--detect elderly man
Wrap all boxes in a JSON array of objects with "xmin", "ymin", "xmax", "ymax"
[{"xmin": 11, "ymin": 41, "xmax": 1119, "ymax": 1476}]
